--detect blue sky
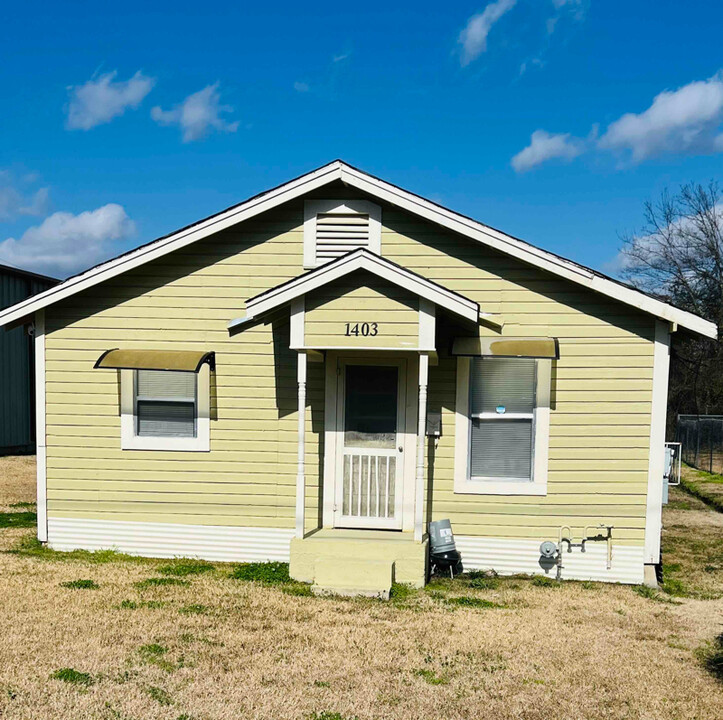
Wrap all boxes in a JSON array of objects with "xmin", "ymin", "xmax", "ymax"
[{"xmin": 1, "ymin": 0, "xmax": 722, "ymax": 278}]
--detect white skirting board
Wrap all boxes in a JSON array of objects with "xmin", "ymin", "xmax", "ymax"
[
  {"xmin": 47, "ymin": 517, "xmax": 295, "ymax": 563},
  {"xmin": 455, "ymin": 535, "xmax": 645, "ymax": 585},
  {"xmin": 47, "ymin": 517, "xmax": 645, "ymax": 584}
]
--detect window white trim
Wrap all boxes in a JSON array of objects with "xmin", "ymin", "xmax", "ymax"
[
  {"xmin": 120, "ymin": 365, "xmax": 210, "ymax": 451},
  {"xmin": 454, "ymin": 357, "xmax": 550, "ymax": 495},
  {"xmin": 303, "ymin": 199, "xmax": 381, "ymax": 268}
]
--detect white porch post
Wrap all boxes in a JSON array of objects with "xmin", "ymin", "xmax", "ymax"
[
  {"xmin": 295, "ymin": 351, "xmax": 307, "ymax": 539},
  {"xmin": 414, "ymin": 353, "xmax": 429, "ymax": 542}
]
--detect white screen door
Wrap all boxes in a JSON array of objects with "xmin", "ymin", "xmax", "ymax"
[{"xmin": 334, "ymin": 360, "xmax": 405, "ymax": 529}]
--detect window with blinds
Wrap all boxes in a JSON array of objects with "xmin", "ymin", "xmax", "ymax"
[
  {"xmin": 135, "ymin": 370, "xmax": 197, "ymax": 438},
  {"xmin": 469, "ymin": 358, "xmax": 536, "ymax": 482},
  {"xmin": 315, "ymin": 212, "xmax": 371, "ymax": 265}
]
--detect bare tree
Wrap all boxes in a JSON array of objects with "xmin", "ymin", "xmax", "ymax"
[{"xmin": 619, "ymin": 182, "xmax": 723, "ymax": 422}]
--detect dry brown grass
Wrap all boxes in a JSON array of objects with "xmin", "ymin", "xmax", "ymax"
[
  {"xmin": 1, "ymin": 458, "xmax": 723, "ymax": 720},
  {"xmin": 0, "ymin": 455, "xmax": 36, "ymax": 512}
]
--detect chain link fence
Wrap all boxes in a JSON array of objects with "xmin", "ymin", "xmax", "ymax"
[{"xmin": 676, "ymin": 414, "xmax": 723, "ymax": 475}]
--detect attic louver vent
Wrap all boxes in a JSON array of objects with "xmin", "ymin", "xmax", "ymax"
[
  {"xmin": 315, "ymin": 212, "xmax": 370, "ymax": 264},
  {"xmin": 304, "ymin": 200, "xmax": 382, "ymax": 268}
]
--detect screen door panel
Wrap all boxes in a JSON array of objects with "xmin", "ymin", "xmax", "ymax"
[{"xmin": 336, "ymin": 363, "xmax": 404, "ymax": 529}]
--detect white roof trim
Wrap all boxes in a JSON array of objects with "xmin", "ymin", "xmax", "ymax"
[
  {"xmin": 234, "ymin": 248, "xmax": 479, "ymax": 325},
  {"xmin": 0, "ymin": 159, "xmax": 715, "ymax": 338}
]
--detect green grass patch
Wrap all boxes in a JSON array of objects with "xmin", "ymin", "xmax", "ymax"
[
  {"xmin": 230, "ymin": 561, "xmax": 290, "ymax": 584},
  {"xmin": 9, "ymin": 501, "xmax": 35, "ymax": 509},
  {"xmin": 667, "ymin": 499, "xmax": 694, "ymax": 510},
  {"xmin": 157, "ymin": 560, "xmax": 215, "ymax": 576},
  {"xmin": 0, "ymin": 511, "xmax": 36, "ymax": 528},
  {"xmin": 681, "ymin": 470, "xmax": 723, "ymax": 513},
  {"xmin": 281, "ymin": 583, "xmax": 314, "ymax": 597},
  {"xmin": 179, "ymin": 604, "xmax": 210, "ymax": 615},
  {"xmin": 389, "ymin": 582, "xmax": 417, "ymax": 602},
  {"xmin": 447, "ymin": 596, "xmax": 505, "ymax": 609},
  {"xmin": 309, "ymin": 712, "xmax": 358, "ymax": 720},
  {"xmin": 117, "ymin": 599, "xmax": 166, "ymax": 610},
  {"xmin": 50, "ymin": 668, "xmax": 93, "ymax": 687},
  {"xmin": 531, "ymin": 575, "xmax": 559, "ymax": 588},
  {"xmin": 134, "ymin": 577, "xmax": 189, "ymax": 589},
  {"xmin": 699, "ymin": 634, "xmax": 723, "ymax": 681},
  {"xmin": 632, "ymin": 584, "xmax": 681, "ymax": 604},
  {"xmin": 6, "ymin": 535, "xmax": 155, "ymax": 565},
  {"xmin": 60, "ymin": 579, "xmax": 98, "ymax": 590},
  {"xmin": 413, "ymin": 668, "xmax": 449, "ymax": 685},
  {"xmin": 139, "ymin": 643, "xmax": 167, "ymax": 658},
  {"xmin": 147, "ymin": 685, "xmax": 173, "ymax": 706},
  {"xmin": 468, "ymin": 575, "xmax": 500, "ymax": 590},
  {"xmin": 660, "ymin": 562, "xmax": 692, "ymax": 597}
]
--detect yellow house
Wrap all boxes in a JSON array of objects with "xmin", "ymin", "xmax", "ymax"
[{"xmin": 0, "ymin": 161, "xmax": 715, "ymax": 596}]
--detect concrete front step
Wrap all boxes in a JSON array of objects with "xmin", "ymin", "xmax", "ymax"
[
  {"xmin": 289, "ymin": 529, "xmax": 428, "ymax": 597},
  {"xmin": 312, "ymin": 559, "xmax": 393, "ymax": 599}
]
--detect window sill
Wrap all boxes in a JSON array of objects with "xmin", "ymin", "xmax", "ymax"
[
  {"xmin": 453, "ymin": 480, "xmax": 547, "ymax": 496},
  {"xmin": 121, "ymin": 436, "xmax": 210, "ymax": 452}
]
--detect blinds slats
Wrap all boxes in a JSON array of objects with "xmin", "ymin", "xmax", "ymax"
[
  {"xmin": 137, "ymin": 370, "xmax": 196, "ymax": 400},
  {"xmin": 470, "ymin": 419, "xmax": 533, "ymax": 479},
  {"xmin": 137, "ymin": 401, "xmax": 196, "ymax": 438},
  {"xmin": 469, "ymin": 358, "xmax": 536, "ymax": 481},
  {"xmin": 470, "ymin": 358, "xmax": 535, "ymax": 414},
  {"xmin": 135, "ymin": 370, "xmax": 197, "ymax": 438}
]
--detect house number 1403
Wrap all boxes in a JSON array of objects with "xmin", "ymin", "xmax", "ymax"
[{"xmin": 344, "ymin": 322, "xmax": 378, "ymax": 337}]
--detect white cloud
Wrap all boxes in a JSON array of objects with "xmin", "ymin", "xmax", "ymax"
[
  {"xmin": 0, "ymin": 172, "xmax": 50, "ymax": 221},
  {"xmin": 66, "ymin": 71, "xmax": 155, "ymax": 130},
  {"xmin": 151, "ymin": 83, "xmax": 239, "ymax": 143},
  {"xmin": 511, "ymin": 129, "xmax": 584, "ymax": 172},
  {"xmin": 512, "ymin": 72, "xmax": 723, "ymax": 170},
  {"xmin": 0, "ymin": 204, "xmax": 135, "ymax": 278},
  {"xmin": 332, "ymin": 53, "xmax": 350, "ymax": 63},
  {"xmin": 294, "ymin": 81, "xmax": 310, "ymax": 93},
  {"xmin": 547, "ymin": 0, "xmax": 586, "ymax": 35},
  {"xmin": 598, "ymin": 73, "xmax": 723, "ymax": 162},
  {"xmin": 458, "ymin": 0, "xmax": 517, "ymax": 67}
]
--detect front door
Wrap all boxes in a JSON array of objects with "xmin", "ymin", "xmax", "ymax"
[{"xmin": 334, "ymin": 359, "xmax": 406, "ymax": 529}]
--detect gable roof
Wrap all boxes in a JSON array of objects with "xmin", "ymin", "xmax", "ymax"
[
  {"xmin": 230, "ymin": 248, "xmax": 480, "ymax": 329},
  {"xmin": 0, "ymin": 160, "xmax": 716, "ymax": 338}
]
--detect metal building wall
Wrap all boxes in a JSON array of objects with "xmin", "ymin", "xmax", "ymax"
[{"xmin": 0, "ymin": 269, "xmax": 55, "ymax": 453}]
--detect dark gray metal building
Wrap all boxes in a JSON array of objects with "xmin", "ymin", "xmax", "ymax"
[{"xmin": 1, "ymin": 263, "xmax": 58, "ymax": 454}]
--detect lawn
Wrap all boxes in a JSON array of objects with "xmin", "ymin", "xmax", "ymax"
[
  {"xmin": 680, "ymin": 463, "xmax": 723, "ymax": 513},
  {"xmin": 1, "ymin": 459, "xmax": 722, "ymax": 720}
]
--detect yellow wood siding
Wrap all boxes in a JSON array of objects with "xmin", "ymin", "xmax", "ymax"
[
  {"xmin": 44, "ymin": 191, "xmax": 655, "ymax": 544},
  {"xmin": 304, "ymin": 272, "xmax": 419, "ymax": 349}
]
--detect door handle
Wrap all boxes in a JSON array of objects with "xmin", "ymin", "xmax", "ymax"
[{"xmin": 398, "ymin": 446, "xmax": 403, "ymax": 453}]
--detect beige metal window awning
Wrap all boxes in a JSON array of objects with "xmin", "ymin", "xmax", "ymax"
[
  {"xmin": 94, "ymin": 349, "xmax": 216, "ymax": 372},
  {"xmin": 451, "ymin": 336, "xmax": 558, "ymax": 359}
]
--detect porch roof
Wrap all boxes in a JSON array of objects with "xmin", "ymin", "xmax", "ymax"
[{"xmin": 228, "ymin": 248, "xmax": 480, "ymax": 330}]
